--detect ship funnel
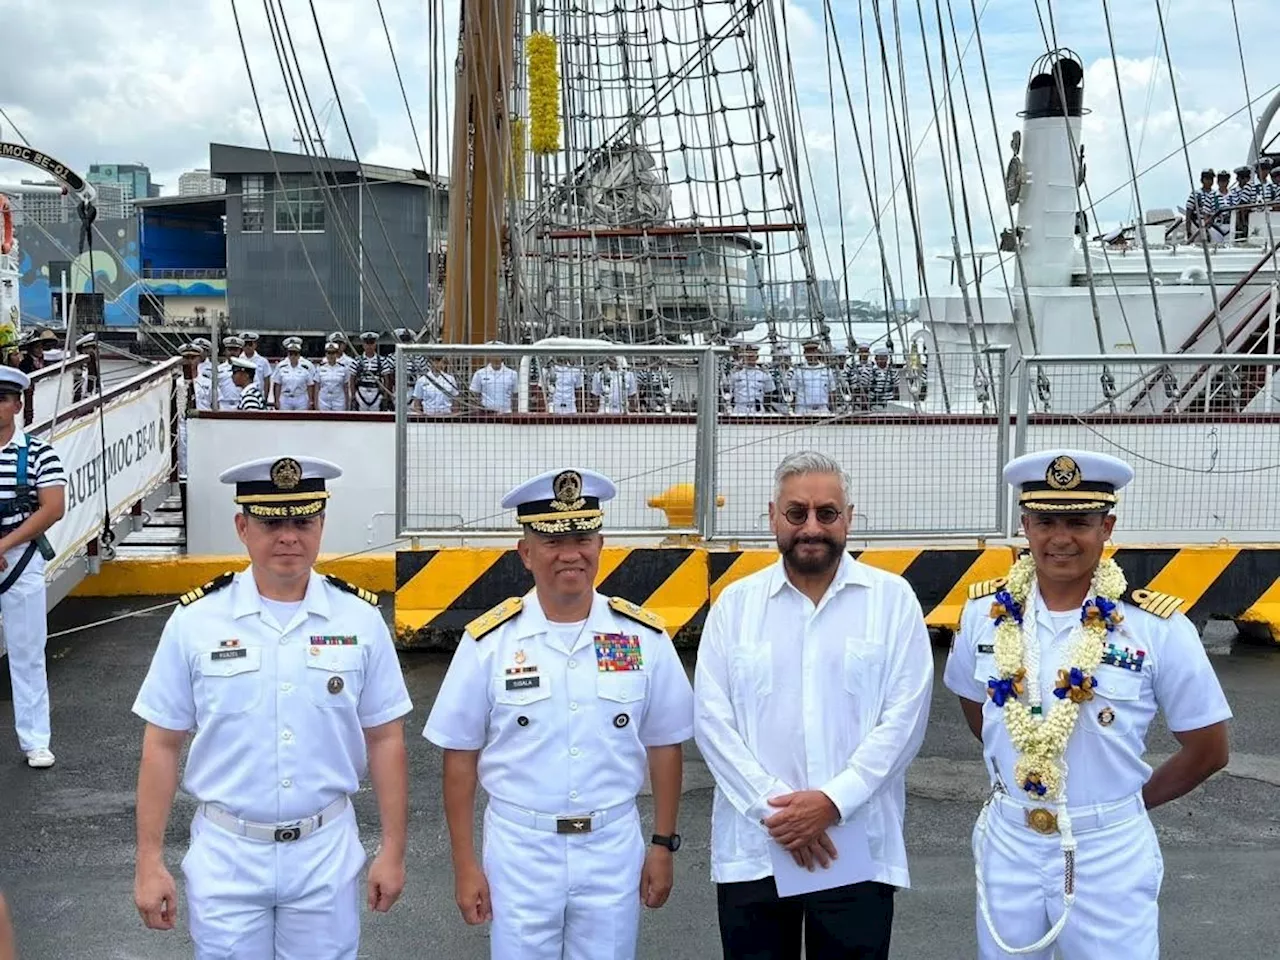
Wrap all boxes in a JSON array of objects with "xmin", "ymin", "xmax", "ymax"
[{"xmin": 1014, "ymin": 49, "xmax": 1086, "ymax": 290}]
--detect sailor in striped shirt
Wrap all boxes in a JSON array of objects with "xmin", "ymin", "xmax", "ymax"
[
  {"xmin": 231, "ymin": 357, "xmax": 266, "ymax": 411},
  {"xmin": 0, "ymin": 366, "xmax": 66, "ymax": 769},
  {"xmin": 1185, "ymin": 168, "xmax": 1219, "ymax": 240}
]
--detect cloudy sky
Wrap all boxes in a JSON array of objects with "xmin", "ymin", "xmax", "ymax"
[{"xmin": 2, "ymin": 0, "xmax": 1277, "ymax": 302}]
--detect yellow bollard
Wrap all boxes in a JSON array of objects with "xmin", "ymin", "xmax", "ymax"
[{"xmin": 647, "ymin": 483, "xmax": 724, "ymax": 542}]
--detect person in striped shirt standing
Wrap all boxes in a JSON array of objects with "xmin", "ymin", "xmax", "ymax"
[
  {"xmin": 0, "ymin": 366, "xmax": 66, "ymax": 768},
  {"xmin": 1185, "ymin": 168, "xmax": 1219, "ymax": 242},
  {"xmin": 231, "ymin": 357, "xmax": 266, "ymax": 411}
]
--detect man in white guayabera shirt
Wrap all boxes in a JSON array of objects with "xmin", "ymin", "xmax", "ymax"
[{"xmin": 694, "ymin": 450, "xmax": 932, "ymax": 960}]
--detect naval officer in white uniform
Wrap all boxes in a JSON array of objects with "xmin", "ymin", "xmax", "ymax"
[
  {"xmin": 131, "ymin": 455, "xmax": 412, "ymax": 959},
  {"xmin": 425, "ymin": 467, "xmax": 694, "ymax": 960},
  {"xmin": 944, "ymin": 450, "xmax": 1232, "ymax": 960}
]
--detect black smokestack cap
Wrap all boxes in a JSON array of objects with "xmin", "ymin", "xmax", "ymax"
[{"xmin": 1022, "ymin": 50, "xmax": 1085, "ymax": 120}]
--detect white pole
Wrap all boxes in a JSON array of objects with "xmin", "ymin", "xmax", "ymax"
[
  {"xmin": 1267, "ymin": 280, "xmax": 1278, "ymax": 412},
  {"xmin": 358, "ymin": 173, "xmax": 365, "ymax": 334}
]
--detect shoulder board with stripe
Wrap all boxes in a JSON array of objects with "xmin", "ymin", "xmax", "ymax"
[
  {"xmin": 967, "ymin": 577, "xmax": 1007, "ymax": 601},
  {"xmin": 325, "ymin": 575, "xmax": 379, "ymax": 606},
  {"xmin": 608, "ymin": 596, "xmax": 665, "ymax": 631},
  {"xmin": 178, "ymin": 571, "xmax": 236, "ymax": 607},
  {"xmin": 467, "ymin": 597, "xmax": 523, "ymax": 641},
  {"xmin": 1125, "ymin": 587, "xmax": 1185, "ymax": 619}
]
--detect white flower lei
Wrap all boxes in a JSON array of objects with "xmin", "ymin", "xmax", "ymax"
[{"xmin": 989, "ymin": 554, "xmax": 1127, "ymax": 801}]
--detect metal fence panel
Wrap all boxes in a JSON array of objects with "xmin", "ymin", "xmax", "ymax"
[
  {"xmin": 396, "ymin": 344, "xmax": 712, "ymax": 537},
  {"xmin": 710, "ymin": 348, "xmax": 1009, "ymax": 540},
  {"xmin": 1015, "ymin": 354, "xmax": 1280, "ymax": 537}
]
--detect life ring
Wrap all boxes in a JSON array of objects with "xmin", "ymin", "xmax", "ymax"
[{"xmin": 0, "ymin": 194, "xmax": 12, "ymax": 255}]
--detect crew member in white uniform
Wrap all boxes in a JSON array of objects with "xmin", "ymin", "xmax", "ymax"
[
  {"xmin": 410, "ymin": 354, "xmax": 459, "ymax": 415},
  {"xmin": 353, "ymin": 332, "xmax": 392, "ymax": 412},
  {"xmin": 724, "ymin": 344, "xmax": 774, "ymax": 415},
  {"xmin": 788, "ymin": 340, "xmax": 837, "ymax": 414},
  {"xmin": 131, "ymin": 455, "xmax": 412, "ymax": 959},
  {"xmin": 195, "ymin": 339, "xmax": 215, "ymax": 410},
  {"xmin": 425, "ymin": 467, "xmax": 694, "ymax": 960},
  {"xmin": 469, "ymin": 356, "xmax": 519, "ymax": 413},
  {"xmin": 328, "ymin": 332, "xmax": 358, "ymax": 380},
  {"xmin": 177, "ymin": 343, "xmax": 204, "ymax": 480},
  {"xmin": 944, "ymin": 449, "xmax": 1232, "ymax": 960},
  {"xmin": 273, "ymin": 338, "xmax": 314, "ymax": 411},
  {"xmin": 590, "ymin": 358, "xmax": 637, "ymax": 414},
  {"xmin": 315, "ymin": 342, "xmax": 352, "ymax": 412},
  {"xmin": 542, "ymin": 360, "xmax": 585, "ymax": 413},
  {"xmin": 0, "ymin": 366, "xmax": 66, "ymax": 769},
  {"xmin": 695, "ymin": 450, "xmax": 932, "ymax": 959},
  {"xmin": 239, "ymin": 332, "xmax": 273, "ymax": 397},
  {"xmin": 216, "ymin": 336, "xmax": 245, "ymax": 411}
]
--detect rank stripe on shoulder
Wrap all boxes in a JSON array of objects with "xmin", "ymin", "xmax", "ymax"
[
  {"xmin": 178, "ymin": 571, "xmax": 235, "ymax": 607},
  {"xmin": 1126, "ymin": 587, "xmax": 1184, "ymax": 619},
  {"xmin": 325, "ymin": 574, "xmax": 379, "ymax": 606},
  {"xmin": 467, "ymin": 597, "xmax": 523, "ymax": 640},
  {"xmin": 967, "ymin": 577, "xmax": 1007, "ymax": 601},
  {"xmin": 608, "ymin": 596, "xmax": 665, "ymax": 631}
]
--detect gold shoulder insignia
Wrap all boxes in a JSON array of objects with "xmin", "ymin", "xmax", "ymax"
[
  {"xmin": 178, "ymin": 571, "xmax": 236, "ymax": 607},
  {"xmin": 467, "ymin": 597, "xmax": 524, "ymax": 641},
  {"xmin": 608, "ymin": 596, "xmax": 665, "ymax": 631},
  {"xmin": 967, "ymin": 577, "xmax": 1007, "ymax": 601},
  {"xmin": 1126, "ymin": 587, "xmax": 1184, "ymax": 619},
  {"xmin": 325, "ymin": 574, "xmax": 379, "ymax": 606}
]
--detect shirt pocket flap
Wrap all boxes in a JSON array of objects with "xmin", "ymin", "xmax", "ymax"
[
  {"xmin": 305, "ymin": 648, "xmax": 364, "ymax": 673},
  {"xmin": 596, "ymin": 673, "xmax": 648, "ymax": 703},
  {"xmin": 1092, "ymin": 666, "xmax": 1143, "ymax": 701},
  {"xmin": 495, "ymin": 675, "xmax": 552, "ymax": 705},
  {"xmin": 203, "ymin": 647, "xmax": 262, "ymax": 678}
]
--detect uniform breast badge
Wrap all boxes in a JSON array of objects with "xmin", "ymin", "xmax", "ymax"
[
  {"xmin": 327, "ymin": 676, "xmax": 344, "ymax": 695},
  {"xmin": 1098, "ymin": 706, "xmax": 1116, "ymax": 727},
  {"xmin": 504, "ymin": 649, "xmax": 540, "ymax": 689},
  {"xmin": 594, "ymin": 633, "xmax": 644, "ymax": 672}
]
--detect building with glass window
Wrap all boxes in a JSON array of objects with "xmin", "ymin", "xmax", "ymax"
[{"xmin": 211, "ymin": 143, "xmax": 447, "ymax": 337}]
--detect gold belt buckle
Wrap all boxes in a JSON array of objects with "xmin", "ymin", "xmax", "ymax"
[
  {"xmin": 1025, "ymin": 808, "xmax": 1059, "ymax": 835},
  {"xmin": 556, "ymin": 816, "xmax": 592, "ymax": 834}
]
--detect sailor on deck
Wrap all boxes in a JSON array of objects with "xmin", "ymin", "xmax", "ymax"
[
  {"xmin": 0, "ymin": 366, "xmax": 66, "ymax": 769},
  {"xmin": 273, "ymin": 337, "xmax": 314, "ymax": 412},
  {"xmin": 425, "ymin": 467, "xmax": 694, "ymax": 960},
  {"xmin": 354, "ymin": 331, "xmax": 391, "ymax": 412},
  {"xmin": 232, "ymin": 356, "xmax": 266, "ymax": 411},
  {"xmin": 131, "ymin": 455, "xmax": 412, "ymax": 959},
  {"xmin": 216, "ymin": 336, "xmax": 245, "ymax": 410},
  {"xmin": 239, "ymin": 331, "xmax": 272, "ymax": 396},
  {"xmin": 943, "ymin": 450, "xmax": 1232, "ymax": 960}
]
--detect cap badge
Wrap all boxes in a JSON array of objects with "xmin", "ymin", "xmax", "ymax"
[
  {"xmin": 1045, "ymin": 455, "xmax": 1082, "ymax": 491},
  {"xmin": 270, "ymin": 458, "xmax": 303, "ymax": 491},
  {"xmin": 551, "ymin": 470, "xmax": 586, "ymax": 512}
]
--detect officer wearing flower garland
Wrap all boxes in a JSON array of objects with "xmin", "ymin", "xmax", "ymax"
[{"xmin": 943, "ymin": 449, "xmax": 1231, "ymax": 960}]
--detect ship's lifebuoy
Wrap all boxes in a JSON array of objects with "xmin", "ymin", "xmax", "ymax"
[{"xmin": 0, "ymin": 195, "xmax": 12, "ymax": 255}]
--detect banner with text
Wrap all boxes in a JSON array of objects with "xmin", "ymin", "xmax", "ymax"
[{"xmin": 42, "ymin": 374, "xmax": 173, "ymax": 576}]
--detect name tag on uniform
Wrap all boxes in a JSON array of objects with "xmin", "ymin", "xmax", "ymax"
[
  {"xmin": 211, "ymin": 649, "xmax": 247, "ymax": 661},
  {"xmin": 977, "ymin": 643, "xmax": 995, "ymax": 654},
  {"xmin": 594, "ymin": 634, "xmax": 643, "ymax": 672},
  {"xmin": 505, "ymin": 675, "xmax": 541, "ymax": 691},
  {"xmin": 310, "ymin": 635, "xmax": 359, "ymax": 646}
]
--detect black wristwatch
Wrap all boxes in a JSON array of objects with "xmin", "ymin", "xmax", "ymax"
[{"xmin": 651, "ymin": 833, "xmax": 681, "ymax": 852}]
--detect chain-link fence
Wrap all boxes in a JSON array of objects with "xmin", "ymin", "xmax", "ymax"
[
  {"xmin": 395, "ymin": 344, "xmax": 716, "ymax": 536},
  {"xmin": 1014, "ymin": 354, "xmax": 1280, "ymax": 536}
]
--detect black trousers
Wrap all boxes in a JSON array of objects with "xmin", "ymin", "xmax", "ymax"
[{"xmin": 716, "ymin": 878, "xmax": 895, "ymax": 960}]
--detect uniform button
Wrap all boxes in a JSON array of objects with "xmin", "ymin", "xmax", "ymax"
[
  {"xmin": 279, "ymin": 637, "xmax": 288, "ymax": 645},
  {"xmin": 281, "ymin": 779, "xmax": 292, "ymax": 788},
  {"xmin": 570, "ymin": 790, "xmax": 579, "ymax": 800},
  {"xmin": 568, "ymin": 659, "xmax": 577, "ymax": 669},
  {"xmin": 569, "ymin": 701, "xmax": 578, "ymax": 711},
  {"xmin": 282, "ymin": 730, "xmax": 293, "ymax": 742},
  {"xmin": 281, "ymin": 683, "xmax": 293, "ymax": 693},
  {"xmin": 570, "ymin": 747, "xmax": 580, "ymax": 757}
]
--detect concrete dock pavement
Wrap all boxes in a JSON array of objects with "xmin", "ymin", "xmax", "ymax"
[{"xmin": 0, "ymin": 600, "xmax": 1276, "ymax": 958}]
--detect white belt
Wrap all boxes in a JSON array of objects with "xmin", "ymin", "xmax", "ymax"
[
  {"xmin": 199, "ymin": 795, "xmax": 348, "ymax": 843},
  {"xmin": 488, "ymin": 798, "xmax": 635, "ymax": 835},
  {"xmin": 990, "ymin": 789, "xmax": 1146, "ymax": 836}
]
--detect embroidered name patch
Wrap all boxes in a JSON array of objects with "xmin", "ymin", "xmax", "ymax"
[
  {"xmin": 310, "ymin": 635, "xmax": 358, "ymax": 646},
  {"xmin": 1100, "ymin": 643, "xmax": 1146, "ymax": 672},
  {"xmin": 594, "ymin": 634, "xmax": 643, "ymax": 672},
  {"xmin": 977, "ymin": 643, "xmax": 995, "ymax": 654},
  {"xmin": 211, "ymin": 649, "xmax": 247, "ymax": 661},
  {"xmin": 505, "ymin": 676, "xmax": 541, "ymax": 691}
]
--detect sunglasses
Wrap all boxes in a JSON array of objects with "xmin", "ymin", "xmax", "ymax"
[{"xmin": 781, "ymin": 504, "xmax": 844, "ymax": 525}]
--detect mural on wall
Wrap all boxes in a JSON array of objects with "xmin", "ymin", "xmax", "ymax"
[{"xmin": 15, "ymin": 217, "xmax": 141, "ymax": 327}]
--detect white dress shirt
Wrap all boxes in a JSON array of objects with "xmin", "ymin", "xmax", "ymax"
[
  {"xmin": 470, "ymin": 364, "xmax": 519, "ymax": 413},
  {"xmin": 413, "ymin": 370, "xmax": 459, "ymax": 414},
  {"xmin": 725, "ymin": 367, "xmax": 774, "ymax": 414},
  {"xmin": 694, "ymin": 554, "xmax": 933, "ymax": 887},
  {"xmin": 944, "ymin": 585, "xmax": 1233, "ymax": 806}
]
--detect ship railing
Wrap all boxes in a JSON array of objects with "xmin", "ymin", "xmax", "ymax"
[{"xmin": 392, "ymin": 343, "xmax": 1014, "ymax": 542}]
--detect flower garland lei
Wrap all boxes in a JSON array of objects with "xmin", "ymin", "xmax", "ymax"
[{"xmin": 986, "ymin": 553, "xmax": 1126, "ymax": 801}]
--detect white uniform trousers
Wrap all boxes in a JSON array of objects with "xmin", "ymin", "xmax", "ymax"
[
  {"xmin": 354, "ymin": 386, "xmax": 382, "ymax": 411},
  {"xmin": 316, "ymin": 392, "xmax": 347, "ymax": 412},
  {"xmin": 2, "ymin": 544, "xmax": 49, "ymax": 752},
  {"xmin": 483, "ymin": 801, "xmax": 645, "ymax": 960},
  {"xmin": 178, "ymin": 417, "xmax": 189, "ymax": 479},
  {"xmin": 182, "ymin": 802, "xmax": 367, "ymax": 960},
  {"xmin": 278, "ymin": 393, "xmax": 309, "ymax": 411},
  {"xmin": 974, "ymin": 792, "xmax": 1162, "ymax": 960}
]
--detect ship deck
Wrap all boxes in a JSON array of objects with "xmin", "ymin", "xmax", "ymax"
[{"xmin": 0, "ymin": 598, "xmax": 1276, "ymax": 958}]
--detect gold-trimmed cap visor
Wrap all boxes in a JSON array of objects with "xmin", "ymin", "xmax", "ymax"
[{"xmin": 503, "ymin": 467, "xmax": 616, "ymax": 537}]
